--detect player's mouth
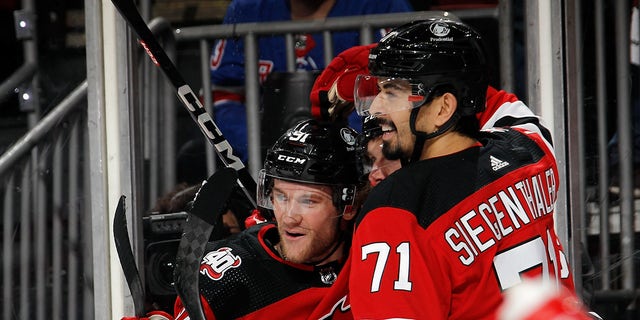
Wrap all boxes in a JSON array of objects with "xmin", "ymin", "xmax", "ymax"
[
  {"xmin": 378, "ymin": 119, "xmax": 397, "ymax": 139},
  {"xmin": 284, "ymin": 230, "xmax": 305, "ymax": 240}
]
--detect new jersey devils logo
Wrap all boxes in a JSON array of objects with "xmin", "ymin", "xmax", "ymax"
[{"xmin": 200, "ymin": 247, "xmax": 242, "ymax": 281}]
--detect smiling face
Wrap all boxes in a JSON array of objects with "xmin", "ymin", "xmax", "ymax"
[
  {"xmin": 369, "ymin": 79, "xmax": 419, "ymax": 160},
  {"xmin": 271, "ymin": 179, "xmax": 342, "ymax": 264}
]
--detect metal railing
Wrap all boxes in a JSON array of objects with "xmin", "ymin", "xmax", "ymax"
[
  {"xmin": 577, "ymin": 1, "xmax": 639, "ymax": 317},
  {"xmin": 0, "ymin": 81, "xmax": 91, "ymax": 320},
  {"xmin": 171, "ymin": 8, "xmax": 508, "ymax": 179}
]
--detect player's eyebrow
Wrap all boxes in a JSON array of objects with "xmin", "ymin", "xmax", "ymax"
[{"xmin": 379, "ymin": 79, "xmax": 409, "ymax": 91}]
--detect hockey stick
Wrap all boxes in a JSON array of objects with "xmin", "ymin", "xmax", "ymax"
[
  {"xmin": 174, "ymin": 167, "xmax": 239, "ymax": 320},
  {"xmin": 113, "ymin": 195, "xmax": 146, "ymax": 317},
  {"xmin": 109, "ymin": 0, "xmax": 257, "ymax": 209}
]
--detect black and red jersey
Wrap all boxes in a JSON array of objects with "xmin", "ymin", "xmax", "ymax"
[
  {"xmin": 174, "ymin": 223, "xmax": 345, "ymax": 320},
  {"xmin": 308, "ymin": 87, "xmax": 576, "ymax": 320}
]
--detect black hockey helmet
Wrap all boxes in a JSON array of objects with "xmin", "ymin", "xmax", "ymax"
[
  {"xmin": 257, "ymin": 119, "xmax": 360, "ymax": 213},
  {"xmin": 355, "ymin": 17, "xmax": 489, "ymax": 117},
  {"xmin": 361, "ymin": 114, "xmax": 383, "ymax": 142}
]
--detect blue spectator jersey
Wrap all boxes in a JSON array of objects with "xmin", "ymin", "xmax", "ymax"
[{"xmin": 207, "ymin": 0, "xmax": 413, "ymax": 163}]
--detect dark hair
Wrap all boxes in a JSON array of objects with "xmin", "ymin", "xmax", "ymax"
[
  {"xmin": 454, "ymin": 115, "xmax": 481, "ymax": 139},
  {"xmin": 150, "ymin": 183, "xmax": 198, "ymax": 213}
]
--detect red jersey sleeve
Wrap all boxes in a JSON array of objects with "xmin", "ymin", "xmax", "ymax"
[{"xmin": 478, "ymin": 86, "xmax": 553, "ymax": 147}]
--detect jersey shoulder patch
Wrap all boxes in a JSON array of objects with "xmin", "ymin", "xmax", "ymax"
[{"xmin": 200, "ymin": 247, "xmax": 242, "ymax": 281}]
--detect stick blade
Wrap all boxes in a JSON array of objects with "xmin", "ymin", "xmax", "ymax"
[
  {"xmin": 113, "ymin": 195, "xmax": 146, "ymax": 316},
  {"xmin": 173, "ymin": 168, "xmax": 239, "ymax": 320}
]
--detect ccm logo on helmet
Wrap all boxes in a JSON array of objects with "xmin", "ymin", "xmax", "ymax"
[{"xmin": 277, "ymin": 154, "xmax": 307, "ymax": 164}]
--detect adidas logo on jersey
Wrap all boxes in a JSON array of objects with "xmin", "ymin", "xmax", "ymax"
[{"xmin": 490, "ymin": 155, "xmax": 509, "ymax": 171}]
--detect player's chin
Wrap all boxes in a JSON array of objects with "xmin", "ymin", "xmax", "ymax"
[
  {"xmin": 281, "ymin": 239, "xmax": 309, "ymax": 259},
  {"xmin": 283, "ymin": 249, "xmax": 309, "ymax": 264}
]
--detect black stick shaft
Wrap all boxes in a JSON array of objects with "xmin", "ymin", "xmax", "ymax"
[{"xmin": 109, "ymin": 0, "xmax": 257, "ymax": 208}]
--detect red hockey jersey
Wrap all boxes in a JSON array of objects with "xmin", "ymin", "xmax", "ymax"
[
  {"xmin": 308, "ymin": 87, "xmax": 575, "ymax": 320},
  {"xmin": 174, "ymin": 223, "xmax": 346, "ymax": 320}
]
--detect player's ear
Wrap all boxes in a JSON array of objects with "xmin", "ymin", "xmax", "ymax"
[
  {"xmin": 341, "ymin": 205, "xmax": 357, "ymax": 221},
  {"xmin": 435, "ymin": 92, "xmax": 458, "ymax": 125}
]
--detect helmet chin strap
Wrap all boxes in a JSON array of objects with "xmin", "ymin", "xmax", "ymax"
[{"xmin": 408, "ymin": 106, "xmax": 460, "ymax": 163}]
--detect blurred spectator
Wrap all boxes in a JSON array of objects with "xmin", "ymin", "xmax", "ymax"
[
  {"xmin": 177, "ymin": 0, "xmax": 413, "ymax": 184},
  {"xmin": 202, "ymin": 0, "xmax": 413, "ymax": 158},
  {"xmin": 178, "ymin": 0, "xmax": 412, "ymax": 181}
]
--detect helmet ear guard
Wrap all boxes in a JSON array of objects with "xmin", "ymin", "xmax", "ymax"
[{"xmin": 333, "ymin": 185, "xmax": 357, "ymax": 216}]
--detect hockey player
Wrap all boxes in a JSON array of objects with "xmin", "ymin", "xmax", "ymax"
[
  {"xmin": 309, "ymin": 18, "xmax": 584, "ymax": 319},
  {"xmin": 173, "ymin": 119, "xmax": 362, "ymax": 319}
]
